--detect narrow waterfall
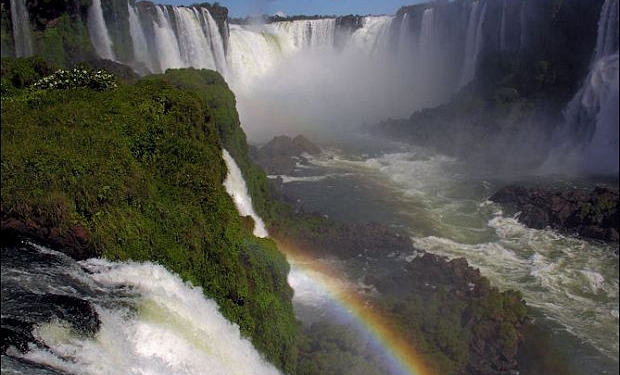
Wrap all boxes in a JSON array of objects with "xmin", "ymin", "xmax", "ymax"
[
  {"xmin": 520, "ymin": 0, "xmax": 527, "ymax": 49},
  {"xmin": 419, "ymin": 8, "xmax": 435, "ymax": 57},
  {"xmin": 127, "ymin": 2, "xmax": 154, "ymax": 73},
  {"xmin": 222, "ymin": 149, "xmax": 269, "ymax": 238},
  {"xmin": 560, "ymin": 0, "xmax": 619, "ymax": 175},
  {"xmin": 87, "ymin": 0, "xmax": 116, "ymax": 61},
  {"xmin": 458, "ymin": 1, "xmax": 487, "ymax": 88},
  {"xmin": 397, "ymin": 13, "xmax": 411, "ymax": 58},
  {"xmin": 202, "ymin": 8, "xmax": 229, "ymax": 77},
  {"xmin": 9, "ymin": 0, "xmax": 33, "ymax": 57},
  {"xmin": 500, "ymin": 0, "xmax": 507, "ymax": 50}
]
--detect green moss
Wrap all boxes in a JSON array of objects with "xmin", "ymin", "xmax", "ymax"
[{"xmin": 1, "ymin": 63, "xmax": 297, "ymax": 372}]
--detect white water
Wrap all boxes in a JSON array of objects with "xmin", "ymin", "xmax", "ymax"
[
  {"xmin": 87, "ymin": 0, "xmax": 115, "ymax": 61},
  {"xmin": 297, "ymin": 145, "xmax": 619, "ymax": 361},
  {"xmin": 545, "ymin": 0, "xmax": 619, "ymax": 176},
  {"xmin": 172, "ymin": 6, "xmax": 217, "ymax": 70},
  {"xmin": 202, "ymin": 8, "xmax": 229, "ymax": 78},
  {"xmin": 16, "ymin": 258, "xmax": 280, "ymax": 375},
  {"xmin": 153, "ymin": 6, "xmax": 184, "ymax": 70},
  {"xmin": 127, "ymin": 2, "xmax": 155, "ymax": 74},
  {"xmin": 419, "ymin": 9, "xmax": 435, "ymax": 58},
  {"xmin": 9, "ymin": 0, "xmax": 33, "ymax": 57},
  {"xmin": 500, "ymin": 0, "xmax": 507, "ymax": 50},
  {"xmin": 520, "ymin": 0, "xmax": 527, "ymax": 48},
  {"xmin": 459, "ymin": 1, "xmax": 487, "ymax": 88},
  {"xmin": 222, "ymin": 149, "xmax": 269, "ymax": 238}
]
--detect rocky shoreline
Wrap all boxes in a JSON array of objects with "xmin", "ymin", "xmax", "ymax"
[{"xmin": 491, "ymin": 185, "xmax": 619, "ymax": 245}]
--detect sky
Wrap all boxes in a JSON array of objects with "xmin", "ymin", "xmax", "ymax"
[{"xmin": 157, "ymin": 0, "xmax": 427, "ymax": 18}]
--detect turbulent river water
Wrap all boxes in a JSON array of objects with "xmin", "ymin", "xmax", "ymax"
[{"xmin": 273, "ymin": 134, "xmax": 619, "ymax": 374}]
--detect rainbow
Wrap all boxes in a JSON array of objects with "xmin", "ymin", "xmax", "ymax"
[{"xmin": 275, "ymin": 238, "xmax": 437, "ymax": 375}]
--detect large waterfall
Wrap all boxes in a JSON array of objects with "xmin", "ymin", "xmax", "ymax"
[
  {"xmin": 79, "ymin": 0, "xmax": 498, "ymax": 139},
  {"xmin": 550, "ymin": 0, "xmax": 619, "ymax": 175}
]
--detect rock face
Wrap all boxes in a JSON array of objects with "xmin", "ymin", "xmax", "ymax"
[
  {"xmin": 251, "ymin": 135, "xmax": 321, "ymax": 175},
  {"xmin": 491, "ymin": 185, "xmax": 619, "ymax": 243}
]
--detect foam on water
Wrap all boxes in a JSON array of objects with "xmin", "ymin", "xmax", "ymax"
[
  {"xmin": 299, "ymin": 146, "xmax": 619, "ymax": 360},
  {"xmin": 17, "ymin": 259, "xmax": 281, "ymax": 375}
]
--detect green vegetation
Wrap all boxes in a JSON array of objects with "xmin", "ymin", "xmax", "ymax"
[
  {"xmin": 32, "ymin": 67, "xmax": 117, "ymax": 91},
  {"xmin": 0, "ymin": 60, "xmax": 297, "ymax": 373}
]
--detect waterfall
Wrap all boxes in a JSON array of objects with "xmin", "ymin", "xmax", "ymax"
[
  {"xmin": 419, "ymin": 8, "xmax": 435, "ymax": 58},
  {"xmin": 222, "ymin": 149, "xmax": 269, "ymax": 238},
  {"xmin": 87, "ymin": 0, "xmax": 116, "ymax": 61},
  {"xmin": 520, "ymin": 0, "xmax": 527, "ymax": 49},
  {"xmin": 127, "ymin": 2, "xmax": 154, "ymax": 73},
  {"xmin": 350, "ymin": 16, "xmax": 393, "ymax": 55},
  {"xmin": 397, "ymin": 13, "xmax": 411, "ymax": 58},
  {"xmin": 172, "ymin": 6, "xmax": 217, "ymax": 70},
  {"xmin": 500, "ymin": 0, "xmax": 507, "ymax": 50},
  {"xmin": 271, "ymin": 19, "xmax": 337, "ymax": 50},
  {"xmin": 9, "ymin": 0, "xmax": 33, "ymax": 57},
  {"xmin": 458, "ymin": 1, "xmax": 487, "ymax": 88},
  {"xmin": 152, "ymin": 6, "xmax": 184, "ymax": 71},
  {"xmin": 1, "ymin": 244, "xmax": 280, "ymax": 375},
  {"xmin": 202, "ymin": 8, "xmax": 229, "ymax": 78},
  {"xmin": 558, "ymin": 0, "xmax": 619, "ymax": 175}
]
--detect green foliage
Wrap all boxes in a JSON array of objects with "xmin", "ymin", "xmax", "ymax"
[
  {"xmin": 1, "ymin": 64, "xmax": 297, "ymax": 373},
  {"xmin": 1, "ymin": 56, "xmax": 56, "ymax": 93},
  {"xmin": 34, "ymin": 13, "xmax": 95, "ymax": 66},
  {"xmin": 296, "ymin": 323, "xmax": 385, "ymax": 375},
  {"xmin": 32, "ymin": 67, "xmax": 117, "ymax": 91}
]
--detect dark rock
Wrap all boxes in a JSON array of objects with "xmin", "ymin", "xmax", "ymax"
[
  {"xmin": 1, "ymin": 218, "xmax": 97, "ymax": 260},
  {"xmin": 491, "ymin": 185, "xmax": 619, "ymax": 244},
  {"xmin": 252, "ymin": 135, "xmax": 321, "ymax": 175},
  {"xmin": 1, "ymin": 318, "xmax": 38, "ymax": 354},
  {"xmin": 76, "ymin": 59, "xmax": 139, "ymax": 83}
]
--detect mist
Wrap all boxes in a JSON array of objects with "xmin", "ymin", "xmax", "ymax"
[{"xmin": 228, "ymin": 16, "xmax": 458, "ymax": 143}]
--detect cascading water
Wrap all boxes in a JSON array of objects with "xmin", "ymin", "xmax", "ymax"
[
  {"xmin": 546, "ymin": 0, "xmax": 619, "ymax": 176},
  {"xmin": 1, "ymin": 242, "xmax": 280, "ymax": 375},
  {"xmin": 500, "ymin": 0, "xmax": 507, "ymax": 50},
  {"xmin": 87, "ymin": 0, "xmax": 116, "ymax": 61},
  {"xmin": 127, "ymin": 2, "xmax": 154, "ymax": 73},
  {"xmin": 123, "ymin": 2, "xmax": 227, "ymax": 75},
  {"xmin": 172, "ymin": 6, "xmax": 217, "ymax": 70},
  {"xmin": 459, "ymin": 1, "xmax": 487, "ymax": 88},
  {"xmin": 271, "ymin": 19, "xmax": 337, "ymax": 50},
  {"xmin": 418, "ymin": 9, "xmax": 435, "ymax": 57},
  {"xmin": 222, "ymin": 149, "xmax": 269, "ymax": 238},
  {"xmin": 520, "ymin": 0, "xmax": 527, "ymax": 48},
  {"xmin": 9, "ymin": 0, "xmax": 33, "ymax": 58},
  {"xmin": 202, "ymin": 8, "xmax": 229, "ymax": 77},
  {"xmin": 152, "ymin": 6, "xmax": 184, "ymax": 70}
]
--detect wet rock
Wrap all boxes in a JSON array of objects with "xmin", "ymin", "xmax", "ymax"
[
  {"xmin": 491, "ymin": 185, "xmax": 619, "ymax": 243},
  {"xmin": 252, "ymin": 135, "xmax": 321, "ymax": 175}
]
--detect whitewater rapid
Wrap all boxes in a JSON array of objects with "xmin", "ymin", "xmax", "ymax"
[
  {"xmin": 1, "ymin": 243, "xmax": 280, "ymax": 375},
  {"xmin": 275, "ymin": 141, "xmax": 619, "ymax": 363}
]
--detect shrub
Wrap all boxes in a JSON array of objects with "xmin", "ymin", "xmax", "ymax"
[{"xmin": 31, "ymin": 67, "xmax": 117, "ymax": 91}]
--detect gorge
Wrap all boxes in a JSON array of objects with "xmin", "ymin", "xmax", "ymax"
[{"xmin": 1, "ymin": 0, "xmax": 618, "ymax": 375}]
